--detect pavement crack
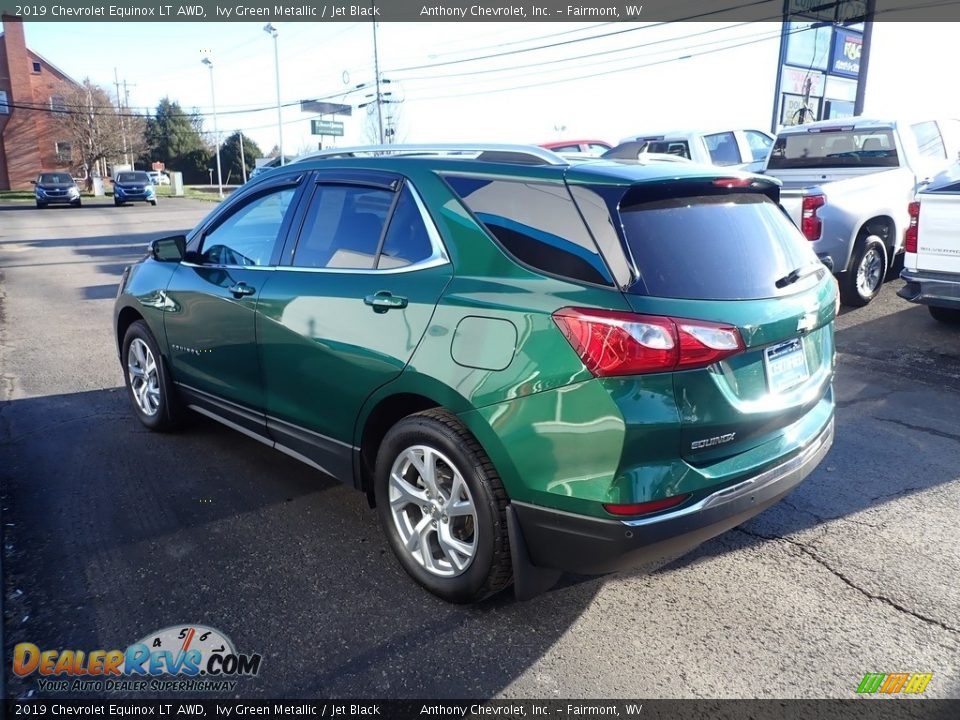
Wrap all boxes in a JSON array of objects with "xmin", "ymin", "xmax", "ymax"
[
  {"xmin": 876, "ymin": 417, "xmax": 960, "ymax": 444},
  {"xmin": 736, "ymin": 527, "xmax": 960, "ymax": 635}
]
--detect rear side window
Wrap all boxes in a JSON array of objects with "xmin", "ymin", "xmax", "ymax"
[
  {"xmin": 620, "ymin": 194, "xmax": 819, "ymax": 300},
  {"xmin": 293, "ymin": 185, "xmax": 392, "ymax": 269},
  {"xmin": 910, "ymin": 121, "xmax": 946, "ymax": 159},
  {"xmin": 377, "ymin": 186, "xmax": 434, "ymax": 269},
  {"xmin": 644, "ymin": 141, "xmax": 691, "ymax": 159},
  {"xmin": 704, "ymin": 132, "xmax": 742, "ymax": 166},
  {"xmin": 444, "ymin": 175, "xmax": 612, "ymax": 286},
  {"xmin": 745, "ymin": 131, "xmax": 774, "ymax": 162}
]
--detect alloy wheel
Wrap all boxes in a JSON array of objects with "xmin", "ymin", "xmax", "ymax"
[
  {"xmin": 127, "ymin": 338, "xmax": 161, "ymax": 417},
  {"xmin": 856, "ymin": 246, "xmax": 883, "ymax": 298},
  {"xmin": 387, "ymin": 445, "xmax": 478, "ymax": 578}
]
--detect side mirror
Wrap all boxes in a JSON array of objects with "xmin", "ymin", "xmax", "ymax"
[
  {"xmin": 30, "ymin": 180, "xmax": 37, "ymax": 185},
  {"xmin": 149, "ymin": 235, "xmax": 186, "ymax": 262}
]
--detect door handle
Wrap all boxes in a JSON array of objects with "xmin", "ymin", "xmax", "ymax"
[
  {"xmin": 228, "ymin": 282, "xmax": 256, "ymax": 298},
  {"xmin": 364, "ymin": 291, "xmax": 408, "ymax": 313}
]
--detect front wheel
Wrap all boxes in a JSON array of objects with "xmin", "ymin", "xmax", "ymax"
[
  {"xmin": 121, "ymin": 320, "xmax": 181, "ymax": 431},
  {"xmin": 149, "ymin": 200, "xmax": 157, "ymax": 206},
  {"xmin": 374, "ymin": 409, "xmax": 512, "ymax": 603},
  {"xmin": 71, "ymin": 200, "xmax": 82, "ymax": 208},
  {"xmin": 114, "ymin": 199, "xmax": 123, "ymax": 206},
  {"xmin": 840, "ymin": 235, "xmax": 887, "ymax": 307},
  {"xmin": 35, "ymin": 201, "xmax": 46, "ymax": 209},
  {"xmin": 929, "ymin": 306, "xmax": 960, "ymax": 324}
]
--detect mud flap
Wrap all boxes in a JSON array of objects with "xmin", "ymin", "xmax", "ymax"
[{"xmin": 507, "ymin": 505, "xmax": 562, "ymax": 601}]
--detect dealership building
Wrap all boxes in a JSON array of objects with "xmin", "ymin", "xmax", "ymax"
[{"xmin": 0, "ymin": 15, "xmax": 81, "ymax": 190}]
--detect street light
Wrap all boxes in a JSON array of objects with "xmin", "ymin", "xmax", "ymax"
[
  {"xmin": 201, "ymin": 56, "xmax": 223, "ymax": 199},
  {"xmin": 263, "ymin": 23, "xmax": 284, "ymax": 166}
]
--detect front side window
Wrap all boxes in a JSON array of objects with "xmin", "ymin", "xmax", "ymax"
[
  {"xmin": 704, "ymin": 132, "xmax": 742, "ymax": 166},
  {"xmin": 200, "ymin": 187, "xmax": 295, "ymax": 267},
  {"xmin": 444, "ymin": 175, "xmax": 612, "ymax": 286},
  {"xmin": 292, "ymin": 185, "xmax": 392, "ymax": 270}
]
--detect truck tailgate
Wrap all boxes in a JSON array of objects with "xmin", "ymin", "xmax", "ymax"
[{"xmin": 915, "ymin": 191, "xmax": 960, "ymax": 274}]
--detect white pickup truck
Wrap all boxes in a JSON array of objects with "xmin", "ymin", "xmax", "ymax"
[
  {"xmin": 898, "ymin": 163, "xmax": 960, "ymax": 324},
  {"xmin": 763, "ymin": 118, "xmax": 960, "ymax": 306}
]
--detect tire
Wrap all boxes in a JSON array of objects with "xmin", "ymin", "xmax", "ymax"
[
  {"xmin": 840, "ymin": 235, "xmax": 887, "ymax": 307},
  {"xmin": 72, "ymin": 200, "xmax": 82, "ymax": 208},
  {"xmin": 35, "ymin": 201, "xmax": 46, "ymax": 209},
  {"xmin": 114, "ymin": 198, "xmax": 123, "ymax": 206},
  {"xmin": 929, "ymin": 306, "xmax": 960, "ymax": 324},
  {"xmin": 149, "ymin": 200, "xmax": 157, "ymax": 206},
  {"xmin": 374, "ymin": 409, "xmax": 512, "ymax": 603},
  {"xmin": 121, "ymin": 320, "xmax": 181, "ymax": 432}
]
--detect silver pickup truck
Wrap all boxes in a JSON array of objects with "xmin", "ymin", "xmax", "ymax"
[{"xmin": 763, "ymin": 118, "xmax": 960, "ymax": 306}]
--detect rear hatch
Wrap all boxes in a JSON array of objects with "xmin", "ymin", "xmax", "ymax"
[
  {"xmin": 912, "ymin": 165, "xmax": 960, "ymax": 274},
  {"xmin": 613, "ymin": 179, "xmax": 836, "ymax": 462}
]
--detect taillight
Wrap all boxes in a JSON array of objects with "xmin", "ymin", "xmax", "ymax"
[
  {"xmin": 801, "ymin": 195, "xmax": 826, "ymax": 241},
  {"xmin": 552, "ymin": 308, "xmax": 744, "ymax": 377},
  {"xmin": 905, "ymin": 201, "xmax": 920, "ymax": 254},
  {"xmin": 603, "ymin": 494, "xmax": 691, "ymax": 517}
]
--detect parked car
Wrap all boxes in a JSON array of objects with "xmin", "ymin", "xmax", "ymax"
[
  {"xmin": 763, "ymin": 118, "xmax": 960, "ymax": 306},
  {"xmin": 898, "ymin": 162, "xmax": 960, "ymax": 324},
  {"xmin": 148, "ymin": 171, "xmax": 170, "ymax": 186},
  {"xmin": 249, "ymin": 155, "xmax": 296, "ymax": 181},
  {"xmin": 32, "ymin": 172, "xmax": 81, "ymax": 208},
  {"xmin": 601, "ymin": 141, "xmax": 694, "ymax": 163},
  {"xmin": 540, "ymin": 139, "xmax": 612, "ymax": 156},
  {"xmin": 112, "ymin": 171, "xmax": 157, "ymax": 206},
  {"xmin": 619, "ymin": 128, "xmax": 775, "ymax": 172},
  {"xmin": 114, "ymin": 143, "xmax": 836, "ymax": 603}
]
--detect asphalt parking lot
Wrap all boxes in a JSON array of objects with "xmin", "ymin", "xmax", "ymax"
[{"xmin": 1, "ymin": 197, "xmax": 958, "ymax": 700}]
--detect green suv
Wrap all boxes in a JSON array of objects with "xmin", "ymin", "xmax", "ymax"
[{"xmin": 114, "ymin": 145, "xmax": 836, "ymax": 603}]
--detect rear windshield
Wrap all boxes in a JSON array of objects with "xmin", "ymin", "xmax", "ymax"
[
  {"xmin": 39, "ymin": 173, "xmax": 72, "ymax": 184},
  {"xmin": 620, "ymin": 194, "xmax": 820, "ymax": 300},
  {"xmin": 767, "ymin": 130, "xmax": 899, "ymax": 169},
  {"xmin": 116, "ymin": 172, "xmax": 149, "ymax": 183}
]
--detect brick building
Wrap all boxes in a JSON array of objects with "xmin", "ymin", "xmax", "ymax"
[{"xmin": 0, "ymin": 16, "xmax": 82, "ymax": 190}]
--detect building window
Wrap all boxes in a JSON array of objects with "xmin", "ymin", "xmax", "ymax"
[
  {"xmin": 49, "ymin": 95, "xmax": 67, "ymax": 116},
  {"xmin": 0, "ymin": 90, "xmax": 9, "ymax": 115},
  {"xmin": 55, "ymin": 141, "xmax": 72, "ymax": 165},
  {"xmin": 32, "ymin": 61, "xmax": 41, "ymax": 73}
]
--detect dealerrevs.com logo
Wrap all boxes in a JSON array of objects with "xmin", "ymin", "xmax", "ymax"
[{"xmin": 13, "ymin": 625, "xmax": 262, "ymax": 693}]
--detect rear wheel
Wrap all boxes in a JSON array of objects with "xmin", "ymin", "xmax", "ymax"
[
  {"xmin": 374, "ymin": 409, "xmax": 512, "ymax": 603},
  {"xmin": 121, "ymin": 320, "xmax": 181, "ymax": 431},
  {"xmin": 929, "ymin": 306, "xmax": 960, "ymax": 324},
  {"xmin": 840, "ymin": 235, "xmax": 887, "ymax": 307}
]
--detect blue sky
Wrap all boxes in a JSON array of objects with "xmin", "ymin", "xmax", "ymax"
[{"xmin": 19, "ymin": 21, "xmax": 960, "ymax": 157}]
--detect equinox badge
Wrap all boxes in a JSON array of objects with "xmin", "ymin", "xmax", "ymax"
[{"xmin": 691, "ymin": 433, "xmax": 737, "ymax": 450}]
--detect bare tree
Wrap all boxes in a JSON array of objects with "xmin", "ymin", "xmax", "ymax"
[
  {"xmin": 362, "ymin": 101, "xmax": 406, "ymax": 145},
  {"xmin": 61, "ymin": 79, "xmax": 146, "ymax": 190}
]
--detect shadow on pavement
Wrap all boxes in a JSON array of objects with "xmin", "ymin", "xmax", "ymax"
[{"xmin": 1, "ymin": 388, "xmax": 599, "ymax": 699}]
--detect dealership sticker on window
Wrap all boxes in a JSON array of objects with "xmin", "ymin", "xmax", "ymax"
[{"xmin": 12, "ymin": 625, "xmax": 262, "ymax": 693}]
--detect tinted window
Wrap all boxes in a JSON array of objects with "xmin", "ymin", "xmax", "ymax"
[
  {"xmin": 39, "ymin": 173, "xmax": 72, "ymax": 184},
  {"xmin": 115, "ymin": 172, "xmax": 150, "ymax": 183},
  {"xmin": 644, "ymin": 141, "xmax": 691, "ymax": 159},
  {"xmin": 745, "ymin": 131, "xmax": 774, "ymax": 162},
  {"xmin": 704, "ymin": 132, "xmax": 742, "ymax": 165},
  {"xmin": 378, "ymin": 186, "xmax": 433, "ymax": 269},
  {"xmin": 200, "ymin": 187, "xmax": 295, "ymax": 267},
  {"xmin": 767, "ymin": 130, "xmax": 900, "ymax": 168},
  {"xmin": 549, "ymin": 144, "xmax": 581, "ymax": 153},
  {"xmin": 620, "ymin": 194, "xmax": 820, "ymax": 300},
  {"xmin": 445, "ymin": 175, "xmax": 612, "ymax": 286},
  {"xmin": 910, "ymin": 121, "xmax": 946, "ymax": 159},
  {"xmin": 293, "ymin": 185, "xmax": 392, "ymax": 269}
]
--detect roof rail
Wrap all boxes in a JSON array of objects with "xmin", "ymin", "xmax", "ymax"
[{"xmin": 295, "ymin": 143, "xmax": 569, "ymax": 167}]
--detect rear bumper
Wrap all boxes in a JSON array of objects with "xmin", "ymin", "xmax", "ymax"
[
  {"xmin": 899, "ymin": 268, "xmax": 960, "ymax": 309},
  {"xmin": 511, "ymin": 415, "xmax": 834, "ymax": 575}
]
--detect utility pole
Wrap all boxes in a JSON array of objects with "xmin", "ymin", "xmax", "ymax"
[
  {"xmin": 371, "ymin": 11, "xmax": 384, "ymax": 144},
  {"xmin": 113, "ymin": 68, "xmax": 129, "ymax": 166},
  {"xmin": 238, "ymin": 131, "xmax": 247, "ymax": 183},
  {"xmin": 854, "ymin": 0, "xmax": 876, "ymax": 116}
]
